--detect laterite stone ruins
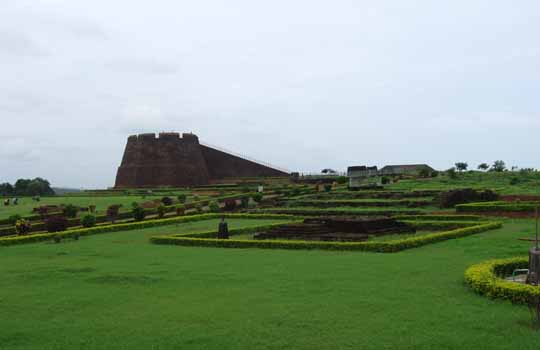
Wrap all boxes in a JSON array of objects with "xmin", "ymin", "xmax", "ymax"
[{"xmin": 114, "ymin": 132, "xmax": 289, "ymax": 188}]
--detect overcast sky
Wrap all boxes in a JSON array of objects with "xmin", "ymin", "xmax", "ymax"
[{"xmin": 1, "ymin": 1, "xmax": 539, "ymax": 188}]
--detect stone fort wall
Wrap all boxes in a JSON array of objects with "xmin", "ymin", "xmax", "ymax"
[{"xmin": 114, "ymin": 132, "xmax": 288, "ymax": 188}]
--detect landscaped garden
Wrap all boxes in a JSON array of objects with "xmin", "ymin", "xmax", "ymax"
[{"xmin": 3, "ymin": 172, "xmax": 540, "ymax": 349}]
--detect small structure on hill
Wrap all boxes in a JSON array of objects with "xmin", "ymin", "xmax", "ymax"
[{"xmin": 347, "ymin": 166, "xmax": 378, "ymax": 189}]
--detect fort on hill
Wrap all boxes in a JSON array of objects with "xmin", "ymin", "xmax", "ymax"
[{"xmin": 114, "ymin": 132, "xmax": 289, "ymax": 188}]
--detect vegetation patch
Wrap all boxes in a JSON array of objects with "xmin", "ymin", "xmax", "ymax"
[
  {"xmin": 0, "ymin": 213, "xmax": 298, "ymax": 247},
  {"xmin": 457, "ymin": 201, "xmax": 540, "ymax": 214},
  {"xmin": 464, "ymin": 257, "xmax": 540, "ymax": 304},
  {"xmin": 87, "ymin": 274, "xmax": 162, "ymax": 286}
]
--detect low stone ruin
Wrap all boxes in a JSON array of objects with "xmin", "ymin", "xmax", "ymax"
[{"xmin": 253, "ymin": 216, "xmax": 415, "ymax": 242}]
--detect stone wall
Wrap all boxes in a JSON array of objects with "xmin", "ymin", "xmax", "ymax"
[{"xmin": 114, "ymin": 132, "xmax": 288, "ymax": 188}]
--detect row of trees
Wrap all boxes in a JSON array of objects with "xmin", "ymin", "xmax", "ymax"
[
  {"xmin": 0, "ymin": 178, "xmax": 55, "ymax": 196},
  {"xmin": 453, "ymin": 161, "xmax": 508, "ymax": 173}
]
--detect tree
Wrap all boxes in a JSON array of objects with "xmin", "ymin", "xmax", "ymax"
[
  {"xmin": 455, "ymin": 162, "xmax": 468, "ymax": 172},
  {"xmin": 62, "ymin": 204, "xmax": 78, "ymax": 218},
  {"xmin": 0, "ymin": 183, "xmax": 14, "ymax": 196},
  {"xmin": 12, "ymin": 178, "xmax": 54, "ymax": 196},
  {"xmin": 321, "ymin": 168, "xmax": 337, "ymax": 174},
  {"xmin": 132, "ymin": 204, "xmax": 146, "ymax": 221},
  {"xmin": 447, "ymin": 167, "xmax": 458, "ymax": 179},
  {"xmin": 491, "ymin": 160, "xmax": 506, "ymax": 172},
  {"xmin": 81, "ymin": 214, "xmax": 96, "ymax": 228},
  {"xmin": 177, "ymin": 194, "xmax": 187, "ymax": 203},
  {"xmin": 477, "ymin": 163, "xmax": 489, "ymax": 171}
]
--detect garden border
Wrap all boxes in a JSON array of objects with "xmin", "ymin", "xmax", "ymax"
[
  {"xmin": 150, "ymin": 222, "xmax": 502, "ymax": 253},
  {"xmin": 0, "ymin": 213, "xmax": 300, "ymax": 247},
  {"xmin": 464, "ymin": 256, "xmax": 540, "ymax": 304}
]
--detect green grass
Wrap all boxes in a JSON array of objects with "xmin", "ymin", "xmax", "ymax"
[
  {"xmin": 1, "ymin": 218, "xmax": 540, "ymax": 349},
  {"xmin": 259, "ymin": 206, "xmax": 435, "ymax": 215},
  {"xmin": 386, "ymin": 171, "xmax": 540, "ymax": 195},
  {"xmin": 0, "ymin": 196, "xmax": 164, "ymax": 220}
]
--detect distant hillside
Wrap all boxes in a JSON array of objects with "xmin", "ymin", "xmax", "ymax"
[{"xmin": 52, "ymin": 187, "xmax": 83, "ymax": 195}]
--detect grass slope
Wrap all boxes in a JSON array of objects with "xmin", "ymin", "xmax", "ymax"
[
  {"xmin": 1, "ymin": 219, "xmax": 539, "ymax": 349},
  {"xmin": 386, "ymin": 171, "xmax": 540, "ymax": 195}
]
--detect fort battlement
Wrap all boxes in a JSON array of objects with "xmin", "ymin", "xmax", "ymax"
[{"xmin": 115, "ymin": 132, "xmax": 288, "ymax": 188}]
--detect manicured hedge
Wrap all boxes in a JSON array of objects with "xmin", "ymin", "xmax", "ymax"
[
  {"xmin": 0, "ymin": 213, "xmax": 299, "ymax": 247},
  {"xmin": 401, "ymin": 220, "xmax": 483, "ymax": 231},
  {"xmin": 289, "ymin": 199, "xmax": 434, "ymax": 208},
  {"xmin": 256, "ymin": 208, "xmax": 422, "ymax": 216},
  {"xmin": 464, "ymin": 257, "xmax": 540, "ymax": 304},
  {"xmin": 393, "ymin": 214, "xmax": 485, "ymax": 221},
  {"xmin": 151, "ymin": 222, "xmax": 502, "ymax": 253},
  {"xmin": 456, "ymin": 201, "xmax": 540, "ymax": 213}
]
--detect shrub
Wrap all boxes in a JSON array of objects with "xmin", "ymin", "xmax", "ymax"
[
  {"xmin": 195, "ymin": 203, "xmax": 203, "ymax": 213},
  {"xmin": 45, "ymin": 216, "xmax": 68, "ymax": 233},
  {"xmin": 132, "ymin": 205, "xmax": 146, "ymax": 221},
  {"xmin": 62, "ymin": 204, "xmax": 78, "ymax": 218},
  {"xmin": 224, "ymin": 199, "xmax": 237, "ymax": 211},
  {"xmin": 177, "ymin": 194, "xmax": 187, "ymax": 203},
  {"xmin": 161, "ymin": 196, "xmax": 173, "ymax": 206},
  {"xmin": 381, "ymin": 177, "xmax": 390, "ymax": 185},
  {"xmin": 252, "ymin": 192, "xmax": 263, "ymax": 203},
  {"xmin": 336, "ymin": 176, "xmax": 348, "ymax": 184},
  {"xmin": 106, "ymin": 204, "xmax": 122, "ymax": 222},
  {"xmin": 80, "ymin": 214, "xmax": 96, "ymax": 228},
  {"xmin": 323, "ymin": 184, "xmax": 332, "ymax": 192},
  {"xmin": 15, "ymin": 219, "xmax": 31, "ymax": 235},
  {"xmin": 464, "ymin": 257, "xmax": 539, "ymax": 304},
  {"xmin": 8, "ymin": 214, "xmax": 22, "ymax": 225},
  {"xmin": 510, "ymin": 177, "xmax": 520, "ymax": 185},
  {"xmin": 208, "ymin": 201, "xmax": 220, "ymax": 213},
  {"xmin": 439, "ymin": 188, "xmax": 499, "ymax": 208},
  {"xmin": 431, "ymin": 170, "xmax": 439, "ymax": 178},
  {"xmin": 157, "ymin": 204, "xmax": 166, "ymax": 218},
  {"xmin": 176, "ymin": 204, "xmax": 185, "ymax": 216},
  {"xmin": 53, "ymin": 235, "xmax": 61, "ymax": 243},
  {"xmin": 240, "ymin": 197, "xmax": 249, "ymax": 208},
  {"xmin": 446, "ymin": 167, "xmax": 458, "ymax": 179}
]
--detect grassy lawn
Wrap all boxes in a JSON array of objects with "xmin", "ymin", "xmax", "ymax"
[
  {"xmin": 0, "ymin": 196, "xmax": 168, "ymax": 220},
  {"xmin": 1, "ymin": 218, "xmax": 540, "ymax": 349},
  {"xmin": 386, "ymin": 171, "xmax": 540, "ymax": 195}
]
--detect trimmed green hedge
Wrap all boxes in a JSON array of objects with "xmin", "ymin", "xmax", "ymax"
[
  {"xmin": 256, "ymin": 207, "xmax": 422, "ymax": 216},
  {"xmin": 0, "ymin": 213, "xmax": 299, "ymax": 247},
  {"xmin": 456, "ymin": 201, "xmax": 540, "ymax": 213},
  {"xmin": 401, "ymin": 220, "xmax": 483, "ymax": 231},
  {"xmin": 464, "ymin": 257, "xmax": 540, "ymax": 304},
  {"xmin": 289, "ymin": 199, "xmax": 434, "ymax": 208},
  {"xmin": 393, "ymin": 214, "xmax": 485, "ymax": 221},
  {"xmin": 150, "ymin": 222, "xmax": 502, "ymax": 253}
]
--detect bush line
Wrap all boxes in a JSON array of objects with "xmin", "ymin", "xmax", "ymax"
[
  {"xmin": 464, "ymin": 257, "xmax": 540, "ymax": 304},
  {"xmin": 0, "ymin": 213, "xmax": 299, "ymax": 247}
]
